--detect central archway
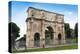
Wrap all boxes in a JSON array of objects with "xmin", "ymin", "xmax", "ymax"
[
  {"xmin": 34, "ymin": 33, "xmax": 40, "ymax": 47},
  {"xmin": 45, "ymin": 26, "xmax": 54, "ymax": 45}
]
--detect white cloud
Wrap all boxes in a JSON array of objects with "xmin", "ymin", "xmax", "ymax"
[
  {"xmin": 68, "ymin": 12, "xmax": 73, "ymax": 15},
  {"xmin": 64, "ymin": 11, "xmax": 73, "ymax": 16}
]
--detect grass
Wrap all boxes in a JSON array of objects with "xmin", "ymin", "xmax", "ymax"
[
  {"xmin": 13, "ymin": 45, "xmax": 78, "ymax": 53},
  {"xmin": 66, "ymin": 38, "xmax": 78, "ymax": 43}
]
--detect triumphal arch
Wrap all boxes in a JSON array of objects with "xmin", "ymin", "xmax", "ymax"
[{"xmin": 26, "ymin": 7, "xmax": 65, "ymax": 48}]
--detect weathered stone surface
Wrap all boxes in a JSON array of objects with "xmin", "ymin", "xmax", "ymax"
[{"xmin": 26, "ymin": 7, "xmax": 65, "ymax": 48}]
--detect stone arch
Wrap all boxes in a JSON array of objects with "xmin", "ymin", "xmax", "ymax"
[
  {"xmin": 58, "ymin": 33, "xmax": 62, "ymax": 44},
  {"xmin": 45, "ymin": 26, "xmax": 54, "ymax": 45},
  {"xmin": 34, "ymin": 33, "xmax": 40, "ymax": 47}
]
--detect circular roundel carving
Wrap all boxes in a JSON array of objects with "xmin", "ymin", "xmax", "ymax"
[
  {"xmin": 33, "ymin": 23, "xmax": 38, "ymax": 31},
  {"xmin": 34, "ymin": 23, "xmax": 37, "ymax": 27},
  {"xmin": 58, "ymin": 26, "xmax": 61, "ymax": 31}
]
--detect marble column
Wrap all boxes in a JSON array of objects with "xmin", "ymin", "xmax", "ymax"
[{"xmin": 40, "ymin": 19, "xmax": 45, "ymax": 47}]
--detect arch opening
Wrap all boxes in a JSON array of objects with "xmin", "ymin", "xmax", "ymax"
[
  {"xmin": 58, "ymin": 33, "xmax": 62, "ymax": 44},
  {"xmin": 45, "ymin": 26, "xmax": 54, "ymax": 45},
  {"xmin": 34, "ymin": 33, "xmax": 40, "ymax": 47}
]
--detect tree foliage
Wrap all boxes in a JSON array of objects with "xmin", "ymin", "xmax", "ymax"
[
  {"xmin": 9, "ymin": 22, "xmax": 20, "ymax": 49},
  {"xmin": 64, "ymin": 23, "xmax": 71, "ymax": 39},
  {"xmin": 9, "ymin": 22, "xmax": 20, "ymax": 38},
  {"xmin": 74, "ymin": 23, "xmax": 78, "ymax": 38},
  {"xmin": 70, "ymin": 28, "xmax": 75, "ymax": 38}
]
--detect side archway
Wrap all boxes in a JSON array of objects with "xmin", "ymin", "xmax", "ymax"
[
  {"xmin": 58, "ymin": 33, "xmax": 62, "ymax": 44},
  {"xmin": 34, "ymin": 33, "xmax": 40, "ymax": 47}
]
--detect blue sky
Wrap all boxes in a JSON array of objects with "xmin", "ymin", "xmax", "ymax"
[{"xmin": 9, "ymin": 1, "xmax": 78, "ymax": 37}]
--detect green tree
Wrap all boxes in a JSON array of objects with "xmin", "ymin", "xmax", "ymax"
[
  {"xmin": 70, "ymin": 28, "xmax": 75, "ymax": 38},
  {"xmin": 64, "ymin": 23, "xmax": 71, "ymax": 39},
  {"xmin": 9, "ymin": 22, "xmax": 20, "ymax": 49},
  {"xmin": 74, "ymin": 23, "xmax": 78, "ymax": 38}
]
